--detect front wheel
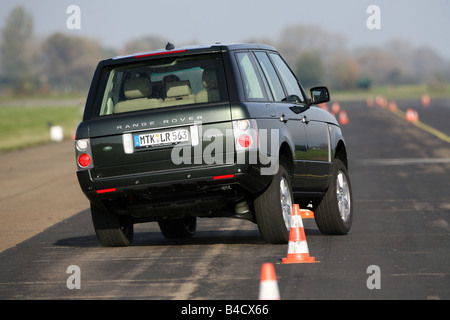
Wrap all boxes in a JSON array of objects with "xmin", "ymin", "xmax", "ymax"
[{"xmin": 315, "ymin": 159, "xmax": 353, "ymax": 235}]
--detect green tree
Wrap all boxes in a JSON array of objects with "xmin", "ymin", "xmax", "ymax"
[
  {"xmin": 121, "ymin": 35, "xmax": 168, "ymax": 55},
  {"xmin": 41, "ymin": 33, "xmax": 109, "ymax": 91},
  {"xmin": 295, "ymin": 52, "xmax": 323, "ymax": 88},
  {"xmin": 326, "ymin": 54, "xmax": 359, "ymax": 90},
  {"xmin": 0, "ymin": 6, "xmax": 35, "ymax": 93}
]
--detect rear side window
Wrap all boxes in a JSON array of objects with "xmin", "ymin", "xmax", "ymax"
[
  {"xmin": 254, "ymin": 51, "xmax": 285, "ymax": 102},
  {"xmin": 236, "ymin": 52, "xmax": 266, "ymax": 101},
  {"xmin": 95, "ymin": 53, "xmax": 228, "ymax": 116}
]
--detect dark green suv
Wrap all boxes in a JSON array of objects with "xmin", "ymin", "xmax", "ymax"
[{"xmin": 75, "ymin": 43, "xmax": 353, "ymax": 246}]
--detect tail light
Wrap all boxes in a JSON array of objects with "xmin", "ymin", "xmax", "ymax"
[
  {"xmin": 75, "ymin": 138, "xmax": 94, "ymax": 169},
  {"xmin": 78, "ymin": 153, "xmax": 91, "ymax": 167},
  {"xmin": 237, "ymin": 134, "xmax": 252, "ymax": 149},
  {"xmin": 96, "ymin": 188, "xmax": 117, "ymax": 194},
  {"xmin": 213, "ymin": 174, "xmax": 235, "ymax": 180},
  {"xmin": 233, "ymin": 119, "xmax": 258, "ymax": 152}
]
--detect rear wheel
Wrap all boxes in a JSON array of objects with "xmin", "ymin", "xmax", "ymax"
[
  {"xmin": 158, "ymin": 216, "xmax": 197, "ymax": 239},
  {"xmin": 90, "ymin": 204, "xmax": 134, "ymax": 247},
  {"xmin": 254, "ymin": 163, "xmax": 292, "ymax": 244},
  {"xmin": 315, "ymin": 159, "xmax": 353, "ymax": 235}
]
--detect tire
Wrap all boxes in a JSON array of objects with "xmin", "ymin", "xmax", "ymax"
[
  {"xmin": 315, "ymin": 159, "xmax": 353, "ymax": 235},
  {"xmin": 158, "ymin": 216, "xmax": 197, "ymax": 239},
  {"xmin": 254, "ymin": 163, "xmax": 292, "ymax": 244},
  {"xmin": 90, "ymin": 204, "xmax": 134, "ymax": 247}
]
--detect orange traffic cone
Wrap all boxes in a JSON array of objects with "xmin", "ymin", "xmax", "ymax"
[
  {"xmin": 406, "ymin": 108, "xmax": 419, "ymax": 122},
  {"xmin": 388, "ymin": 101, "xmax": 397, "ymax": 112},
  {"xmin": 375, "ymin": 95, "xmax": 387, "ymax": 108},
  {"xmin": 421, "ymin": 94, "xmax": 430, "ymax": 107},
  {"xmin": 258, "ymin": 263, "xmax": 280, "ymax": 300},
  {"xmin": 318, "ymin": 103, "xmax": 328, "ymax": 112},
  {"xmin": 282, "ymin": 204, "xmax": 316, "ymax": 264},
  {"xmin": 332, "ymin": 102, "xmax": 341, "ymax": 114},
  {"xmin": 299, "ymin": 209, "xmax": 314, "ymax": 219},
  {"xmin": 338, "ymin": 110, "xmax": 349, "ymax": 125}
]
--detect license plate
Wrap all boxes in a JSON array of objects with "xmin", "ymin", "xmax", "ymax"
[{"xmin": 134, "ymin": 129, "xmax": 190, "ymax": 148}]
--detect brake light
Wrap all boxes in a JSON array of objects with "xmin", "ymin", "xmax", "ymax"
[
  {"xmin": 96, "ymin": 188, "xmax": 117, "ymax": 194},
  {"xmin": 213, "ymin": 174, "xmax": 235, "ymax": 180},
  {"xmin": 238, "ymin": 134, "xmax": 252, "ymax": 148},
  {"xmin": 78, "ymin": 153, "xmax": 91, "ymax": 167},
  {"xmin": 134, "ymin": 49, "xmax": 187, "ymax": 58}
]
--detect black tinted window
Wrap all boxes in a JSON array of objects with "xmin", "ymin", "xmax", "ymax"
[
  {"xmin": 236, "ymin": 52, "xmax": 266, "ymax": 101},
  {"xmin": 269, "ymin": 53, "xmax": 305, "ymax": 103},
  {"xmin": 254, "ymin": 52, "xmax": 285, "ymax": 102},
  {"xmin": 95, "ymin": 53, "xmax": 228, "ymax": 116}
]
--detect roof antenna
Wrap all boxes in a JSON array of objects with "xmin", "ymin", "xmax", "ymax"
[{"xmin": 165, "ymin": 42, "xmax": 175, "ymax": 50}]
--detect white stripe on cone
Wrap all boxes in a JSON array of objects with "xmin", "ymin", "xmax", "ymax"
[{"xmin": 258, "ymin": 263, "xmax": 280, "ymax": 300}]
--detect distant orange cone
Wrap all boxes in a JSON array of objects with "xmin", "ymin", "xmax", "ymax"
[
  {"xmin": 366, "ymin": 98, "xmax": 374, "ymax": 108},
  {"xmin": 318, "ymin": 103, "xmax": 328, "ymax": 112},
  {"xmin": 332, "ymin": 102, "xmax": 341, "ymax": 114},
  {"xmin": 338, "ymin": 110, "xmax": 349, "ymax": 125},
  {"xmin": 258, "ymin": 263, "xmax": 280, "ymax": 300},
  {"xmin": 388, "ymin": 101, "xmax": 397, "ymax": 112},
  {"xmin": 282, "ymin": 204, "xmax": 316, "ymax": 264},
  {"xmin": 376, "ymin": 95, "xmax": 387, "ymax": 108},
  {"xmin": 406, "ymin": 108, "xmax": 419, "ymax": 122},
  {"xmin": 421, "ymin": 94, "xmax": 430, "ymax": 107},
  {"xmin": 299, "ymin": 209, "xmax": 314, "ymax": 219}
]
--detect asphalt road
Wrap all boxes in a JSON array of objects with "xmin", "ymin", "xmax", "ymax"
[{"xmin": 0, "ymin": 98, "xmax": 449, "ymax": 301}]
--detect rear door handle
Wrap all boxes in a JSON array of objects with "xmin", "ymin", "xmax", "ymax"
[
  {"xmin": 301, "ymin": 115, "xmax": 309, "ymax": 124},
  {"xmin": 279, "ymin": 114, "xmax": 288, "ymax": 123}
]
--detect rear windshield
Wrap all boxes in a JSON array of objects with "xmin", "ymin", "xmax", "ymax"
[{"xmin": 95, "ymin": 53, "xmax": 228, "ymax": 116}]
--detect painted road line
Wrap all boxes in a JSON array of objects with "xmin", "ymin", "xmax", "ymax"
[
  {"xmin": 390, "ymin": 108, "xmax": 450, "ymax": 143},
  {"xmin": 356, "ymin": 158, "xmax": 450, "ymax": 166}
]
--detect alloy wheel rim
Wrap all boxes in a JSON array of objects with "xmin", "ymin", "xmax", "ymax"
[
  {"xmin": 336, "ymin": 171, "xmax": 351, "ymax": 222},
  {"xmin": 280, "ymin": 176, "xmax": 293, "ymax": 230}
]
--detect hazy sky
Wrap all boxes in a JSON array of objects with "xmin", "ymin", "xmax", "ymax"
[{"xmin": 1, "ymin": 0, "xmax": 449, "ymax": 59}]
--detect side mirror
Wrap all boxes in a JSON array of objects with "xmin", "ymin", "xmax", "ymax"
[{"xmin": 310, "ymin": 86, "xmax": 330, "ymax": 105}]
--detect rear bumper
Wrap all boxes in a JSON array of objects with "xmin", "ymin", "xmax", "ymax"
[{"xmin": 77, "ymin": 162, "xmax": 272, "ymax": 207}]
